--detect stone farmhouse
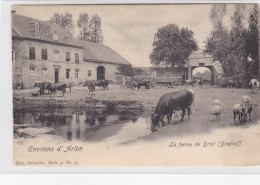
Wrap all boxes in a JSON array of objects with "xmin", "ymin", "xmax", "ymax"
[{"xmin": 12, "ymin": 13, "xmax": 131, "ymax": 89}]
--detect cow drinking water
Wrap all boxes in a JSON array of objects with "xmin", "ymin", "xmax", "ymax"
[{"xmin": 151, "ymin": 89, "xmax": 194, "ymax": 132}]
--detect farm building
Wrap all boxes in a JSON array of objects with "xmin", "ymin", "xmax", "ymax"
[
  {"xmin": 12, "ymin": 13, "xmax": 131, "ymax": 89},
  {"xmin": 187, "ymin": 51, "xmax": 224, "ymax": 84}
]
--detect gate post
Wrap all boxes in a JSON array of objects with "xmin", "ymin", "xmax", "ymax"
[{"xmin": 188, "ymin": 64, "xmax": 192, "ymax": 80}]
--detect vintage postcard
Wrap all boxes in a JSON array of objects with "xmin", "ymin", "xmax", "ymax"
[{"xmin": 12, "ymin": 3, "xmax": 260, "ymax": 167}]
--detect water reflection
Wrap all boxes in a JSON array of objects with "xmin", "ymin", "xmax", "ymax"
[{"xmin": 13, "ymin": 108, "xmax": 150, "ymax": 142}]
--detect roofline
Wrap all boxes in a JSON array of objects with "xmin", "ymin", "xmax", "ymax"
[
  {"xmin": 12, "ymin": 27, "xmax": 21, "ymax": 37},
  {"xmin": 12, "ymin": 36, "xmax": 84, "ymax": 49},
  {"xmin": 83, "ymin": 58, "xmax": 131, "ymax": 66}
]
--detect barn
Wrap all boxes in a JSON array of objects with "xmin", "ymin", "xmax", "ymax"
[{"xmin": 12, "ymin": 13, "xmax": 131, "ymax": 89}]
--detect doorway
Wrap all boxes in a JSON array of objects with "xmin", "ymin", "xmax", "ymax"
[
  {"xmin": 55, "ymin": 69, "xmax": 59, "ymax": 83},
  {"xmin": 97, "ymin": 66, "xmax": 105, "ymax": 80}
]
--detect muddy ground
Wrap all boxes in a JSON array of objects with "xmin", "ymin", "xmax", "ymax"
[{"xmin": 13, "ymin": 84, "xmax": 260, "ymax": 166}]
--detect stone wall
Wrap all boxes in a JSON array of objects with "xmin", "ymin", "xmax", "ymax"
[
  {"xmin": 13, "ymin": 38, "xmax": 123, "ymax": 88},
  {"xmin": 13, "ymin": 39, "xmax": 84, "ymax": 88}
]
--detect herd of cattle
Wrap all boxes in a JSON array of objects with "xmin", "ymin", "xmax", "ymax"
[
  {"xmin": 150, "ymin": 78, "xmax": 259, "ymax": 132},
  {"xmin": 34, "ymin": 79, "xmax": 109, "ymax": 96},
  {"xmin": 33, "ymin": 78, "xmax": 259, "ymax": 133}
]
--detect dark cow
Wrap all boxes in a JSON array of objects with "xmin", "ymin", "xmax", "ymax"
[
  {"xmin": 95, "ymin": 80, "xmax": 105, "ymax": 90},
  {"xmin": 101, "ymin": 80, "xmax": 109, "ymax": 90},
  {"xmin": 151, "ymin": 89, "xmax": 194, "ymax": 132},
  {"xmin": 137, "ymin": 81, "xmax": 150, "ymax": 90},
  {"xmin": 34, "ymin": 82, "xmax": 51, "ymax": 95},
  {"xmin": 88, "ymin": 82, "xmax": 95, "ymax": 94},
  {"xmin": 46, "ymin": 83, "xmax": 67, "ymax": 96}
]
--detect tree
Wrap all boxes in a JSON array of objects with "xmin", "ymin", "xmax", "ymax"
[
  {"xmin": 150, "ymin": 24, "xmax": 198, "ymax": 68},
  {"xmin": 50, "ymin": 12, "xmax": 74, "ymax": 34},
  {"xmin": 229, "ymin": 4, "xmax": 247, "ymax": 76},
  {"xmin": 204, "ymin": 4, "xmax": 232, "ymax": 75},
  {"xmin": 245, "ymin": 4, "xmax": 259, "ymax": 77},
  {"xmin": 204, "ymin": 4, "xmax": 249, "ymax": 77},
  {"xmin": 77, "ymin": 12, "xmax": 91, "ymax": 41},
  {"xmin": 89, "ymin": 15, "xmax": 103, "ymax": 44},
  {"xmin": 210, "ymin": 4, "xmax": 227, "ymax": 30},
  {"xmin": 117, "ymin": 65, "xmax": 144, "ymax": 77}
]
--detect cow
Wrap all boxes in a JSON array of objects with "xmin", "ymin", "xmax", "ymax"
[
  {"xmin": 101, "ymin": 80, "xmax": 109, "ymax": 90},
  {"xmin": 88, "ymin": 81, "xmax": 95, "ymax": 94},
  {"xmin": 249, "ymin": 79, "xmax": 259, "ymax": 94},
  {"xmin": 183, "ymin": 79, "xmax": 198, "ymax": 88},
  {"xmin": 46, "ymin": 83, "xmax": 67, "ymax": 96},
  {"xmin": 34, "ymin": 82, "xmax": 51, "ymax": 95},
  {"xmin": 198, "ymin": 78, "xmax": 203, "ymax": 89},
  {"xmin": 151, "ymin": 89, "xmax": 194, "ymax": 132},
  {"xmin": 64, "ymin": 81, "xmax": 73, "ymax": 93},
  {"xmin": 137, "ymin": 81, "xmax": 150, "ymax": 90}
]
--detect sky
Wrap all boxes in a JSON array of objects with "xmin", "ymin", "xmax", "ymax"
[{"xmin": 13, "ymin": 4, "xmax": 241, "ymax": 67}]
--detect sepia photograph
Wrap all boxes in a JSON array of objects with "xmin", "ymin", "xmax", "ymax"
[{"xmin": 11, "ymin": 3, "xmax": 260, "ymax": 167}]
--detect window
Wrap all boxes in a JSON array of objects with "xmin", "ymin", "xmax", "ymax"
[
  {"xmin": 35, "ymin": 22, "xmax": 40, "ymax": 29},
  {"xmin": 30, "ymin": 67, "xmax": 35, "ymax": 78},
  {"xmin": 29, "ymin": 47, "xmax": 35, "ymax": 60},
  {"xmin": 66, "ymin": 69, "xmax": 70, "ymax": 79},
  {"xmin": 54, "ymin": 50, "xmax": 59, "ymax": 61},
  {"xmin": 75, "ymin": 53, "xmax": 79, "ymax": 64},
  {"xmin": 66, "ymin": 52, "xmax": 71, "ymax": 62},
  {"xmin": 42, "ymin": 49, "xmax": 48, "ymax": 60},
  {"xmin": 35, "ymin": 30, "xmax": 40, "ymax": 38},
  {"xmin": 52, "ymin": 33, "xmax": 58, "ymax": 40},
  {"xmin": 12, "ymin": 49, "xmax": 15, "ymax": 63},
  {"xmin": 50, "ymin": 26, "xmax": 54, "ymax": 33},
  {"xmin": 75, "ymin": 69, "xmax": 79, "ymax": 78},
  {"xmin": 42, "ymin": 68, "xmax": 48, "ymax": 78},
  {"xmin": 88, "ymin": 70, "xmax": 92, "ymax": 77}
]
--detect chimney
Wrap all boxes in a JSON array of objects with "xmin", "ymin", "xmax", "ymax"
[{"xmin": 11, "ymin": 10, "xmax": 16, "ymax": 20}]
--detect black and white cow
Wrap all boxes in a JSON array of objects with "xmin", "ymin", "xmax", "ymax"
[{"xmin": 151, "ymin": 89, "xmax": 194, "ymax": 132}]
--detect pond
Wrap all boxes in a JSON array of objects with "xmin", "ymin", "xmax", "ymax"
[{"xmin": 13, "ymin": 108, "xmax": 152, "ymax": 143}]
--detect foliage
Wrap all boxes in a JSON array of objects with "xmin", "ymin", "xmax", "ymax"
[
  {"xmin": 77, "ymin": 12, "xmax": 91, "ymax": 41},
  {"xmin": 50, "ymin": 12, "xmax": 74, "ymax": 34},
  {"xmin": 245, "ymin": 4, "xmax": 259, "ymax": 77},
  {"xmin": 117, "ymin": 65, "xmax": 144, "ymax": 77},
  {"xmin": 210, "ymin": 4, "xmax": 227, "ymax": 30},
  {"xmin": 204, "ymin": 4, "xmax": 259, "ymax": 78},
  {"xmin": 77, "ymin": 14, "xmax": 103, "ymax": 44},
  {"xmin": 88, "ymin": 15, "xmax": 103, "ymax": 44},
  {"xmin": 150, "ymin": 24, "xmax": 198, "ymax": 68}
]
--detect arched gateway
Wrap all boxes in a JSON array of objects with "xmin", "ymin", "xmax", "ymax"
[{"xmin": 187, "ymin": 52, "xmax": 216, "ymax": 84}]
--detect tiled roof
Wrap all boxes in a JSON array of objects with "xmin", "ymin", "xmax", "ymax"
[
  {"xmin": 12, "ymin": 14, "xmax": 83, "ymax": 48},
  {"xmin": 12, "ymin": 14, "xmax": 131, "ymax": 66},
  {"xmin": 77, "ymin": 40, "xmax": 131, "ymax": 65}
]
